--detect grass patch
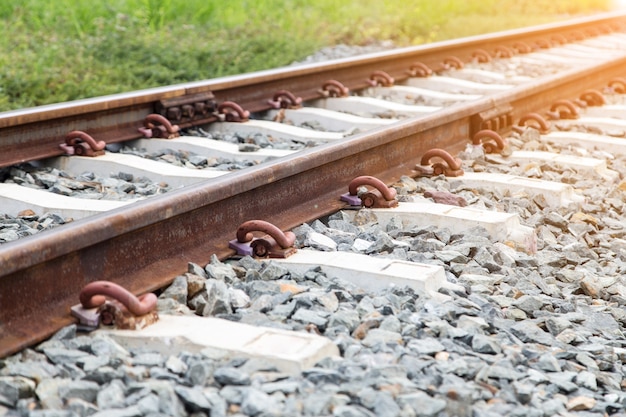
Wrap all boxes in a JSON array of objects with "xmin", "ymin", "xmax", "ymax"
[{"xmin": 0, "ymin": 0, "xmax": 612, "ymax": 111}]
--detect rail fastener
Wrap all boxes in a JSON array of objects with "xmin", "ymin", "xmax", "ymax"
[
  {"xmin": 472, "ymin": 129, "xmax": 508, "ymax": 155},
  {"xmin": 71, "ymin": 281, "xmax": 159, "ymax": 330},
  {"xmin": 547, "ymin": 99, "xmax": 580, "ymax": 120},
  {"xmin": 513, "ymin": 112, "xmax": 551, "ymax": 134},
  {"xmin": 139, "ymin": 113, "xmax": 181, "ymax": 139},
  {"xmin": 414, "ymin": 148, "xmax": 464, "ymax": 177},
  {"xmin": 340, "ymin": 175, "xmax": 398, "ymax": 209},
  {"xmin": 229, "ymin": 220, "xmax": 297, "ymax": 259},
  {"xmin": 267, "ymin": 90, "xmax": 303, "ymax": 109},
  {"xmin": 60, "ymin": 131, "xmax": 106, "ymax": 157}
]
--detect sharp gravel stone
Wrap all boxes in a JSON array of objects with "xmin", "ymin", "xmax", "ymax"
[
  {"xmin": 200, "ymin": 279, "xmax": 232, "ymax": 316},
  {"xmin": 174, "ymin": 386, "xmax": 212, "ymax": 413},
  {"xmin": 96, "ymin": 380, "xmax": 126, "ymax": 410},
  {"xmin": 240, "ymin": 388, "xmax": 281, "ymax": 416},
  {"xmin": 397, "ymin": 391, "xmax": 446, "ymax": 416},
  {"xmin": 213, "ymin": 367, "xmax": 251, "ymax": 386}
]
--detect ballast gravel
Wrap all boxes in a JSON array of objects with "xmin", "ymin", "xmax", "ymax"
[
  {"xmin": 1, "ymin": 165, "xmax": 169, "ymax": 202},
  {"xmin": 6, "ymin": 128, "xmax": 626, "ymax": 416},
  {"xmin": 185, "ymin": 128, "xmax": 312, "ymax": 151},
  {"xmin": 0, "ymin": 211, "xmax": 70, "ymax": 244},
  {"xmin": 117, "ymin": 145, "xmax": 258, "ymax": 172},
  {"xmin": 0, "ymin": 164, "xmax": 169, "ymax": 244}
]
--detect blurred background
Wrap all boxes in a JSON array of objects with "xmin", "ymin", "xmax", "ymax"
[{"xmin": 0, "ymin": 0, "xmax": 617, "ymax": 111}]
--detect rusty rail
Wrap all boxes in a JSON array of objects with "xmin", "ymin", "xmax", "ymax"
[{"xmin": 1, "ymin": 11, "xmax": 626, "ymax": 357}]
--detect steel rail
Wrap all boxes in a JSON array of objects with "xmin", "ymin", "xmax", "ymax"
[
  {"xmin": 1, "ymin": 11, "xmax": 625, "ymax": 168},
  {"xmin": 1, "ymin": 12, "xmax": 626, "ymax": 357}
]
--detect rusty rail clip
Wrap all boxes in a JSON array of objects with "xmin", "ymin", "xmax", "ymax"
[
  {"xmin": 59, "ymin": 131, "xmax": 106, "ymax": 157},
  {"xmin": 494, "ymin": 45, "xmax": 515, "ymax": 58},
  {"xmin": 442, "ymin": 56, "xmax": 464, "ymax": 70},
  {"xmin": 513, "ymin": 112, "xmax": 551, "ymax": 134},
  {"xmin": 407, "ymin": 62, "xmax": 432, "ymax": 77},
  {"xmin": 216, "ymin": 101, "xmax": 250, "ymax": 122},
  {"xmin": 608, "ymin": 77, "xmax": 626, "ymax": 94},
  {"xmin": 319, "ymin": 80, "xmax": 349, "ymax": 98},
  {"xmin": 138, "ymin": 114, "xmax": 180, "ymax": 139},
  {"xmin": 414, "ymin": 148, "xmax": 464, "ymax": 177},
  {"xmin": 71, "ymin": 281, "xmax": 158, "ymax": 330},
  {"xmin": 546, "ymin": 99, "xmax": 579, "ymax": 120},
  {"xmin": 579, "ymin": 89, "xmax": 605, "ymax": 106},
  {"xmin": 341, "ymin": 175, "xmax": 398, "ymax": 208},
  {"xmin": 229, "ymin": 220, "xmax": 297, "ymax": 258},
  {"xmin": 268, "ymin": 90, "xmax": 303, "ymax": 109},
  {"xmin": 367, "ymin": 71, "xmax": 394, "ymax": 87},
  {"xmin": 472, "ymin": 130, "xmax": 508, "ymax": 154},
  {"xmin": 472, "ymin": 49, "xmax": 491, "ymax": 63}
]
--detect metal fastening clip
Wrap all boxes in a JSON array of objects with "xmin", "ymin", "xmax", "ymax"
[
  {"xmin": 472, "ymin": 49, "xmax": 491, "ymax": 63},
  {"xmin": 472, "ymin": 130, "xmax": 508, "ymax": 155},
  {"xmin": 367, "ymin": 71, "xmax": 394, "ymax": 87},
  {"xmin": 268, "ymin": 90, "xmax": 303, "ymax": 109},
  {"xmin": 513, "ymin": 41, "xmax": 533, "ymax": 54},
  {"xmin": 579, "ymin": 89, "xmax": 605, "ymax": 107},
  {"xmin": 407, "ymin": 62, "xmax": 432, "ymax": 77},
  {"xmin": 547, "ymin": 99, "xmax": 579, "ymax": 120},
  {"xmin": 60, "ymin": 131, "xmax": 106, "ymax": 157},
  {"xmin": 341, "ymin": 175, "xmax": 398, "ymax": 208},
  {"xmin": 608, "ymin": 77, "xmax": 626, "ymax": 94},
  {"xmin": 318, "ymin": 80, "xmax": 349, "ymax": 98},
  {"xmin": 138, "ymin": 114, "xmax": 180, "ymax": 139},
  {"xmin": 71, "ymin": 281, "xmax": 158, "ymax": 330},
  {"xmin": 494, "ymin": 45, "xmax": 515, "ymax": 58},
  {"xmin": 229, "ymin": 220, "xmax": 297, "ymax": 258},
  {"xmin": 442, "ymin": 56, "xmax": 464, "ymax": 70},
  {"xmin": 535, "ymin": 39, "xmax": 553, "ymax": 49},
  {"xmin": 513, "ymin": 112, "xmax": 551, "ymax": 134},
  {"xmin": 216, "ymin": 101, "xmax": 250, "ymax": 122},
  {"xmin": 414, "ymin": 148, "xmax": 464, "ymax": 177}
]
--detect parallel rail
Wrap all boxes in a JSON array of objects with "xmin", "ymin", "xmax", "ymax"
[{"xmin": 2, "ymin": 11, "xmax": 626, "ymax": 358}]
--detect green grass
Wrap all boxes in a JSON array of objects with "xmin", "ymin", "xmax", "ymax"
[{"xmin": 0, "ymin": 0, "xmax": 612, "ymax": 111}]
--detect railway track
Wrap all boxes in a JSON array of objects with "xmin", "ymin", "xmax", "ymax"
[{"xmin": 4, "ymin": 10, "xmax": 626, "ymax": 414}]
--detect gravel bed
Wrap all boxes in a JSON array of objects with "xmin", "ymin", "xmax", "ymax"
[
  {"xmin": 184, "ymin": 128, "xmax": 310, "ymax": 151},
  {"xmin": 5, "ymin": 126, "xmax": 626, "ymax": 416},
  {"xmin": 0, "ymin": 165, "xmax": 170, "ymax": 202},
  {"xmin": 0, "ymin": 211, "xmax": 71, "ymax": 244},
  {"xmin": 117, "ymin": 146, "xmax": 258, "ymax": 172},
  {"xmin": 357, "ymin": 89, "xmax": 465, "ymax": 107},
  {"xmin": 0, "ymin": 165, "xmax": 170, "ymax": 244}
]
